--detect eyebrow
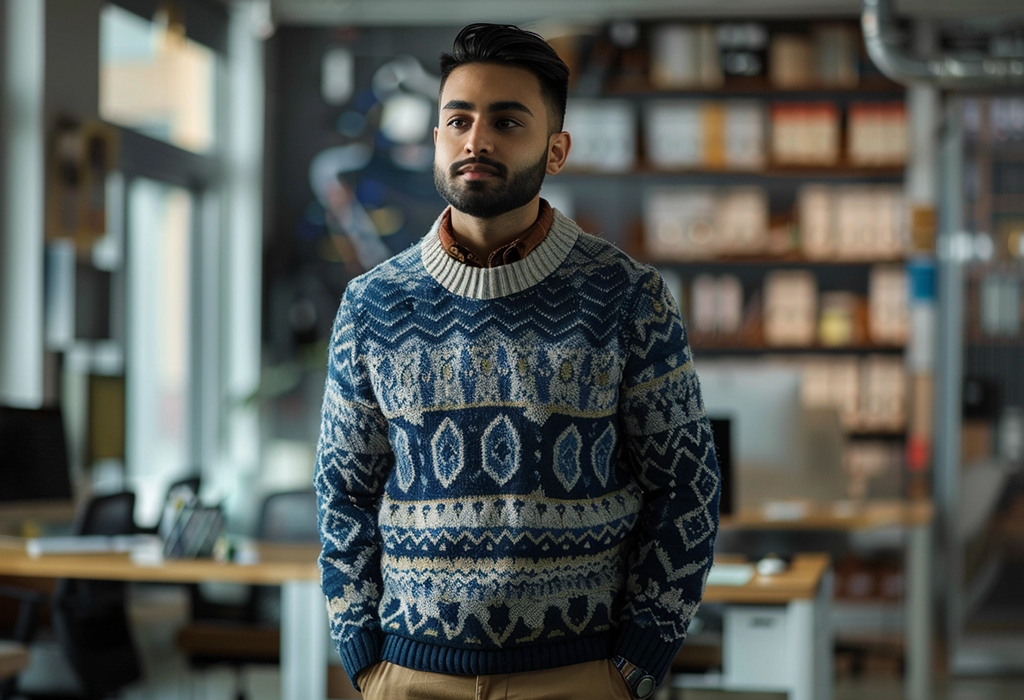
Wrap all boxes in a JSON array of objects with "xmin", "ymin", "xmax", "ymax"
[{"xmin": 441, "ymin": 100, "xmax": 534, "ymax": 117}]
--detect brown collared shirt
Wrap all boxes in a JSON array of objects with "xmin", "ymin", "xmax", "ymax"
[{"xmin": 438, "ymin": 199, "xmax": 553, "ymax": 268}]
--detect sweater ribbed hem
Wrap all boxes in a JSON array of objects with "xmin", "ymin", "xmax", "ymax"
[
  {"xmin": 614, "ymin": 621, "xmax": 683, "ymax": 685},
  {"xmin": 381, "ymin": 632, "xmax": 613, "ymax": 676},
  {"xmin": 420, "ymin": 208, "xmax": 580, "ymax": 299},
  {"xmin": 339, "ymin": 628, "xmax": 384, "ymax": 691}
]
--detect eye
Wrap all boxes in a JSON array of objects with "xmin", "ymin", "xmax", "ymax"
[
  {"xmin": 495, "ymin": 118, "xmax": 521, "ymax": 129},
  {"xmin": 447, "ymin": 117, "xmax": 469, "ymax": 129}
]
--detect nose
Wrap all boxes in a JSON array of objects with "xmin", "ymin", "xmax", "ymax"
[{"xmin": 463, "ymin": 122, "xmax": 493, "ymax": 156}]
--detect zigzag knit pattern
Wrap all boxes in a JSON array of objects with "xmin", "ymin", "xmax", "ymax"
[{"xmin": 315, "ymin": 209, "xmax": 720, "ymax": 689}]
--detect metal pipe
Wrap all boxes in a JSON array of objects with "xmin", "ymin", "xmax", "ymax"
[{"xmin": 862, "ymin": 0, "xmax": 1024, "ymax": 88}]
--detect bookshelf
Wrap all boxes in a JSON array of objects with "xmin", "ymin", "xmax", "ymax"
[
  {"xmin": 555, "ymin": 18, "xmax": 912, "ymax": 491},
  {"xmin": 553, "ymin": 22, "xmax": 918, "ymax": 663}
]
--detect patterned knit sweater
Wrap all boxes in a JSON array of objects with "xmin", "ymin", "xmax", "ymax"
[{"xmin": 315, "ymin": 209, "xmax": 720, "ymax": 689}]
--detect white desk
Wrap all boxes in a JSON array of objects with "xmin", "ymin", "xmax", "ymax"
[
  {"xmin": 0, "ymin": 542, "xmax": 326, "ymax": 700},
  {"xmin": 721, "ymin": 499, "xmax": 934, "ymax": 700},
  {"xmin": 675, "ymin": 553, "xmax": 833, "ymax": 700}
]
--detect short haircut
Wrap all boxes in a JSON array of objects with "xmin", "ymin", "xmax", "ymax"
[{"xmin": 439, "ymin": 23, "xmax": 569, "ymax": 133}]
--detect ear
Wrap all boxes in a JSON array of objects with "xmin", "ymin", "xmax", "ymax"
[
  {"xmin": 433, "ymin": 126, "xmax": 438, "ymax": 145},
  {"xmin": 545, "ymin": 131, "xmax": 571, "ymax": 175}
]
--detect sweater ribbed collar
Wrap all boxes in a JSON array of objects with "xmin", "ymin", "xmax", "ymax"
[{"xmin": 420, "ymin": 208, "xmax": 580, "ymax": 300}]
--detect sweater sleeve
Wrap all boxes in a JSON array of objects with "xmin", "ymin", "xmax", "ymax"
[
  {"xmin": 614, "ymin": 269, "xmax": 721, "ymax": 684},
  {"xmin": 314, "ymin": 288, "xmax": 394, "ymax": 689}
]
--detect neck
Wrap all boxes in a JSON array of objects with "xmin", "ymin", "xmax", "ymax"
[{"xmin": 448, "ymin": 196, "xmax": 541, "ymax": 262}]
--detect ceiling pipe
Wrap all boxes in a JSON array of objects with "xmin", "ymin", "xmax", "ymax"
[{"xmin": 862, "ymin": 0, "xmax": 1024, "ymax": 88}]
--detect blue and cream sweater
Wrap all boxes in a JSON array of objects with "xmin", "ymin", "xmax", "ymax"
[{"xmin": 315, "ymin": 209, "xmax": 720, "ymax": 688}]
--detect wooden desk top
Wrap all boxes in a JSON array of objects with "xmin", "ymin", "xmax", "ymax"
[
  {"xmin": 702, "ymin": 553, "xmax": 830, "ymax": 605},
  {"xmin": 720, "ymin": 499, "xmax": 934, "ymax": 532},
  {"xmin": 0, "ymin": 542, "xmax": 320, "ymax": 585}
]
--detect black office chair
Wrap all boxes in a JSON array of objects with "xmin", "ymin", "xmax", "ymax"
[
  {"xmin": 51, "ymin": 492, "xmax": 142, "ymax": 699},
  {"xmin": 0, "ymin": 584, "xmax": 43, "ymax": 700},
  {"xmin": 176, "ymin": 489, "xmax": 318, "ymax": 700}
]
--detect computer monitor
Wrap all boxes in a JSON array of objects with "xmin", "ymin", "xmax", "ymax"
[
  {"xmin": 709, "ymin": 418, "xmax": 733, "ymax": 516},
  {"xmin": 698, "ymin": 364, "xmax": 805, "ymax": 473},
  {"xmin": 697, "ymin": 362, "xmax": 847, "ymax": 510},
  {"xmin": 0, "ymin": 405, "xmax": 74, "ymax": 502}
]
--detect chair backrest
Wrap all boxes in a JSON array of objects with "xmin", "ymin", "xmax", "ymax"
[
  {"xmin": 256, "ymin": 489, "xmax": 318, "ymax": 543},
  {"xmin": 53, "ymin": 492, "xmax": 142, "ymax": 696},
  {"xmin": 72, "ymin": 491, "xmax": 136, "ymax": 537}
]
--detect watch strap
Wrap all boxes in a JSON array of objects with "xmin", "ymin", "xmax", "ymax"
[{"xmin": 611, "ymin": 655, "xmax": 657, "ymax": 699}]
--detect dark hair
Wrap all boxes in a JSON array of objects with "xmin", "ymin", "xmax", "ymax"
[{"xmin": 439, "ymin": 23, "xmax": 569, "ymax": 132}]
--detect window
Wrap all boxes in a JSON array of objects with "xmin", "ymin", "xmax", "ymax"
[{"xmin": 100, "ymin": 3, "xmax": 216, "ymax": 153}]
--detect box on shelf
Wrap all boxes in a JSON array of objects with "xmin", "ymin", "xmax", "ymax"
[
  {"xmin": 801, "ymin": 356, "xmax": 860, "ymax": 429},
  {"xmin": 764, "ymin": 270, "xmax": 817, "ymax": 346},
  {"xmin": 563, "ymin": 99, "xmax": 636, "ymax": 172},
  {"xmin": 859, "ymin": 355, "xmax": 907, "ymax": 431},
  {"xmin": 769, "ymin": 34, "xmax": 814, "ymax": 88},
  {"xmin": 645, "ymin": 100, "xmax": 702, "ymax": 168},
  {"xmin": 812, "ymin": 24, "xmax": 860, "ymax": 88},
  {"xmin": 649, "ymin": 23, "xmax": 722, "ymax": 89},
  {"xmin": 644, "ymin": 187, "xmax": 717, "ymax": 259},
  {"xmin": 798, "ymin": 185, "xmax": 908, "ymax": 260},
  {"xmin": 724, "ymin": 101, "xmax": 766, "ymax": 169},
  {"xmin": 771, "ymin": 103, "xmax": 840, "ymax": 165},
  {"xmin": 644, "ymin": 186, "xmax": 769, "ymax": 259},
  {"xmin": 798, "ymin": 185, "xmax": 834, "ymax": 259},
  {"xmin": 717, "ymin": 187, "xmax": 770, "ymax": 253},
  {"xmin": 690, "ymin": 274, "xmax": 744, "ymax": 336},
  {"xmin": 848, "ymin": 102, "xmax": 908, "ymax": 166},
  {"xmin": 869, "ymin": 266, "xmax": 910, "ymax": 345},
  {"xmin": 645, "ymin": 100, "xmax": 765, "ymax": 170}
]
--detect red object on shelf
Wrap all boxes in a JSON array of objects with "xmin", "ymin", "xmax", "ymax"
[{"xmin": 905, "ymin": 436, "xmax": 931, "ymax": 472}]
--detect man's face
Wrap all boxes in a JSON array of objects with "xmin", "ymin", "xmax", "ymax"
[{"xmin": 433, "ymin": 63, "xmax": 555, "ymax": 219}]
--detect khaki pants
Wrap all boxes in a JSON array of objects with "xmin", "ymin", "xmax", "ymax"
[{"xmin": 359, "ymin": 659, "xmax": 635, "ymax": 700}]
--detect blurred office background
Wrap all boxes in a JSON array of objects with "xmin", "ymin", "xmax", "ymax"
[{"xmin": 1, "ymin": 0, "xmax": 1024, "ymax": 699}]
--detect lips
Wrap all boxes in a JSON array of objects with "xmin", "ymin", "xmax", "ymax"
[
  {"xmin": 450, "ymin": 158, "xmax": 506, "ymax": 180},
  {"xmin": 459, "ymin": 164, "xmax": 497, "ymax": 173}
]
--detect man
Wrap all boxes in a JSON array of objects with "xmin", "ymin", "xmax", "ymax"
[{"xmin": 315, "ymin": 23, "xmax": 719, "ymax": 700}]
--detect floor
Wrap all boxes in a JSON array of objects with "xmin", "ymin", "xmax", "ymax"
[
  {"xmin": 666, "ymin": 677, "xmax": 1024, "ymax": 700},
  {"xmin": 14, "ymin": 585, "xmax": 1024, "ymax": 700}
]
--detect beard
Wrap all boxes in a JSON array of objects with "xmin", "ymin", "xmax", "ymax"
[{"xmin": 433, "ymin": 150, "xmax": 548, "ymax": 219}]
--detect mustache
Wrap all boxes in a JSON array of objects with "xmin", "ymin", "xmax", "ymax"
[{"xmin": 449, "ymin": 156, "xmax": 507, "ymax": 178}]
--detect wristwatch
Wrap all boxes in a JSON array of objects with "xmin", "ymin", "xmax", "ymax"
[{"xmin": 611, "ymin": 655, "xmax": 656, "ymax": 699}]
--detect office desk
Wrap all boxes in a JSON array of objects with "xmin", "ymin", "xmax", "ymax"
[
  {"xmin": 721, "ymin": 499, "xmax": 934, "ymax": 700},
  {"xmin": 676, "ymin": 553, "xmax": 832, "ymax": 700},
  {"xmin": 0, "ymin": 542, "xmax": 326, "ymax": 700}
]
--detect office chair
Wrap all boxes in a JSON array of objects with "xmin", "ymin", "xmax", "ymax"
[
  {"xmin": 0, "ymin": 584, "xmax": 43, "ymax": 700},
  {"xmin": 51, "ymin": 491, "xmax": 142, "ymax": 699},
  {"xmin": 176, "ymin": 489, "xmax": 318, "ymax": 700}
]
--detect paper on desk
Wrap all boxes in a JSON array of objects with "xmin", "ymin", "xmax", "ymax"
[{"xmin": 25, "ymin": 534, "xmax": 163, "ymax": 559}]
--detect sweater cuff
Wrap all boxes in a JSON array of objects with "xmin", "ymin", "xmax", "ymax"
[
  {"xmin": 338, "ymin": 628, "xmax": 383, "ymax": 691},
  {"xmin": 614, "ymin": 621, "xmax": 682, "ymax": 685}
]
